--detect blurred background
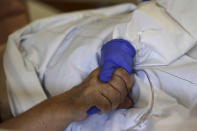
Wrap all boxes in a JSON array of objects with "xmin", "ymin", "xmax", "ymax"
[{"xmin": 0, "ymin": 0, "xmax": 138, "ymax": 45}]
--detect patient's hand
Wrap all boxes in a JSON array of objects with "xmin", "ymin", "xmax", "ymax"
[
  {"xmin": 65, "ymin": 67, "xmax": 134, "ymax": 121},
  {"xmin": 0, "ymin": 67, "xmax": 133, "ymax": 131}
]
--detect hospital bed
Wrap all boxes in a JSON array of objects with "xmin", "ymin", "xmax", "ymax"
[{"xmin": 2, "ymin": 0, "xmax": 197, "ymax": 131}]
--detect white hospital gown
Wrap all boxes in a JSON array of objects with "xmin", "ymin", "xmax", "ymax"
[{"xmin": 3, "ymin": 1, "xmax": 197, "ymax": 131}]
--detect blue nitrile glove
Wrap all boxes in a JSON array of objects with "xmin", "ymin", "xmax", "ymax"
[
  {"xmin": 87, "ymin": 39, "xmax": 136, "ymax": 115},
  {"xmin": 99, "ymin": 39, "xmax": 136, "ymax": 82}
]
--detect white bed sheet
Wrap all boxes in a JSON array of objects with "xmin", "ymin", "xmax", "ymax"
[{"xmin": 3, "ymin": 1, "xmax": 197, "ymax": 131}]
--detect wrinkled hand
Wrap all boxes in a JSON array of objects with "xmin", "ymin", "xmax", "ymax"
[
  {"xmin": 0, "ymin": 67, "xmax": 134, "ymax": 131},
  {"xmin": 64, "ymin": 67, "xmax": 133, "ymax": 121}
]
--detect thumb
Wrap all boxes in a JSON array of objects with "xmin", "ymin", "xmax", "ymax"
[{"xmin": 99, "ymin": 61, "xmax": 118, "ymax": 82}]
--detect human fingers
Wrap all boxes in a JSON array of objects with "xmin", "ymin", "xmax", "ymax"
[
  {"xmin": 113, "ymin": 68, "xmax": 133, "ymax": 92},
  {"xmin": 108, "ymin": 75, "xmax": 127, "ymax": 103},
  {"xmin": 118, "ymin": 96, "xmax": 134, "ymax": 109},
  {"xmin": 93, "ymin": 92, "xmax": 112, "ymax": 114},
  {"xmin": 99, "ymin": 84, "xmax": 121, "ymax": 110}
]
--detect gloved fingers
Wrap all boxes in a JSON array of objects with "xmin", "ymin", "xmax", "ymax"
[
  {"xmin": 94, "ymin": 92, "xmax": 112, "ymax": 114},
  {"xmin": 117, "ymin": 54, "xmax": 133, "ymax": 74},
  {"xmin": 99, "ymin": 84, "xmax": 121, "ymax": 110},
  {"xmin": 108, "ymin": 75, "xmax": 127, "ymax": 103},
  {"xmin": 118, "ymin": 96, "xmax": 134, "ymax": 109},
  {"xmin": 99, "ymin": 61, "xmax": 117, "ymax": 82},
  {"xmin": 113, "ymin": 68, "xmax": 134, "ymax": 92}
]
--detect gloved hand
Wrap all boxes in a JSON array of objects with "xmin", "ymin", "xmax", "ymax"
[
  {"xmin": 87, "ymin": 39, "xmax": 136, "ymax": 115},
  {"xmin": 99, "ymin": 39, "xmax": 136, "ymax": 82}
]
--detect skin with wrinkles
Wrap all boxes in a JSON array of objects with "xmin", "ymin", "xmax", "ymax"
[{"xmin": 0, "ymin": 67, "xmax": 133, "ymax": 131}]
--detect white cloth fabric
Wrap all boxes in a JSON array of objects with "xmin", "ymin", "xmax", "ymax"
[
  {"xmin": 156, "ymin": 0, "xmax": 197, "ymax": 40},
  {"xmin": 3, "ymin": 3, "xmax": 136, "ymax": 115},
  {"xmin": 3, "ymin": 1, "xmax": 197, "ymax": 131}
]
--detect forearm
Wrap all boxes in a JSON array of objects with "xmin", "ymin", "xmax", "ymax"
[{"xmin": 0, "ymin": 93, "xmax": 77, "ymax": 131}]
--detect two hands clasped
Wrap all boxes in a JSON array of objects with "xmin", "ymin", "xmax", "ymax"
[
  {"xmin": 0, "ymin": 67, "xmax": 133, "ymax": 131},
  {"xmin": 0, "ymin": 39, "xmax": 135, "ymax": 131},
  {"xmin": 67, "ymin": 67, "xmax": 134, "ymax": 120}
]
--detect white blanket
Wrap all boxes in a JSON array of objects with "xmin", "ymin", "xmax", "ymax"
[{"xmin": 3, "ymin": 1, "xmax": 197, "ymax": 131}]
